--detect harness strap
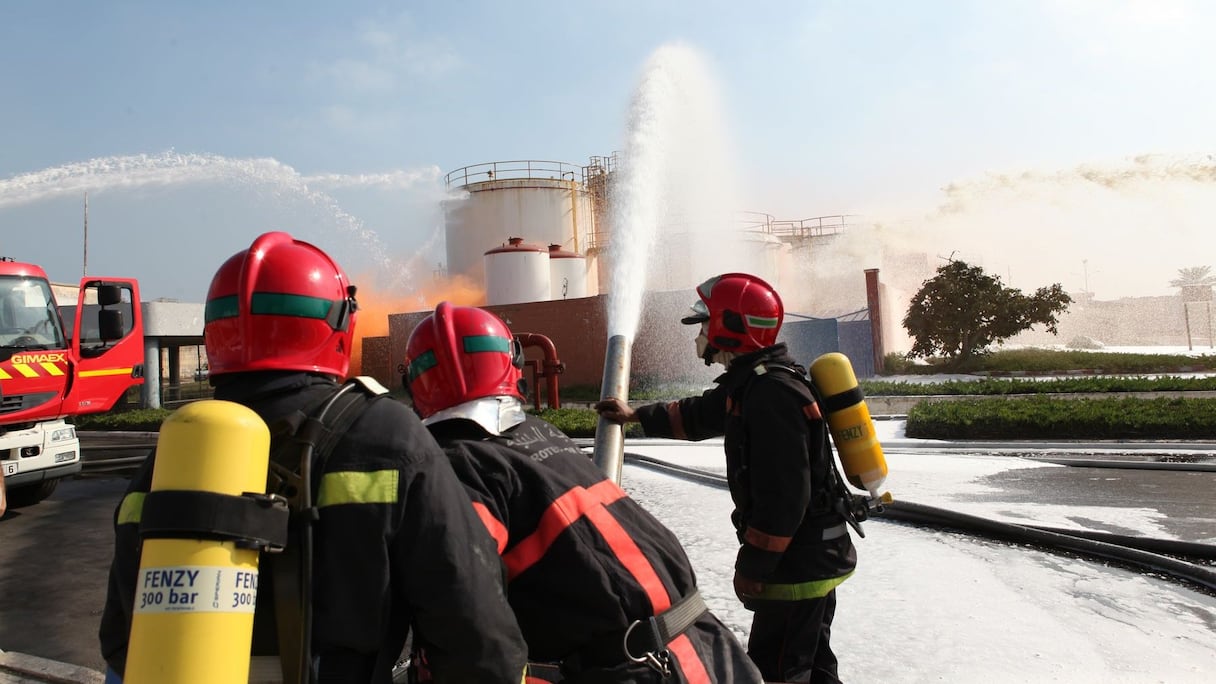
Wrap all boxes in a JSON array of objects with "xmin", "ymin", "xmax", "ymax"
[
  {"xmin": 638, "ymin": 589, "xmax": 708, "ymax": 652},
  {"xmin": 140, "ymin": 489, "xmax": 289, "ymax": 551},
  {"xmin": 267, "ymin": 378, "xmax": 386, "ymax": 684},
  {"xmin": 561, "ymin": 590, "xmax": 708, "ymax": 674},
  {"xmin": 744, "ymin": 362, "xmax": 871, "ymax": 537}
]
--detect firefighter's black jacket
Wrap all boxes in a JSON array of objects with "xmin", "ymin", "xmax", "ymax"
[
  {"xmin": 99, "ymin": 372, "xmax": 527, "ymax": 683},
  {"xmin": 634, "ymin": 344, "xmax": 857, "ymax": 593},
  {"xmin": 428, "ymin": 413, "xmax": 762, "ymax": 682}
]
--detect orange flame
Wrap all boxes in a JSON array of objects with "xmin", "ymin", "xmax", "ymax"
[{"xmin": 349, "ymin": 273, "xmax": 485, "ymax": 375}]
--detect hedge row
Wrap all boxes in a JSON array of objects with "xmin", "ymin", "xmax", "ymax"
[
  {"xmin": 905, "ymin": 396, "xmax": 1216, "ymax": 441},
  {"xmin": 861, "ymin": 375, "xmax": 1216, "ymax": 396}
]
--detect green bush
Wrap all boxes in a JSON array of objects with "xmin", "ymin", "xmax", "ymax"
[
  {"xmin": 861, "ymin": 375, "xmax": 1216, "ymax": 396},
  {"xmin": 533, "ymin": 407, "xmax": 644, "ymax": 439},
  {"xmin": 906, "ymin": 396, "xmax": 1216, "ymax": 440},
  {"xmin": 72, "ymin": 408, "xmax": 171, "ymax": 432}
]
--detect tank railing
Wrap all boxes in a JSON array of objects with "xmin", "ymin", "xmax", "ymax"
[
  {"xmin": 738, "ymin": 210, "xmax": 776, "ymax": 233},
  {"xmin": 444, "ymin": 160, "xmax": 587, "ymax": 188},
  {"xmin": 583, "ymin": 153, "xmax": 618, "ymax": 184},
  {"xmin": 586, "ymin": 230, "xmax": 611, "ymax": 252},
  {"xmin": 766, "ymin": 215, "xmax": 855, "ymax": 239},
  {"xmin": 583, "ymin": 212, "xmax": 852, "ymax": 252}
]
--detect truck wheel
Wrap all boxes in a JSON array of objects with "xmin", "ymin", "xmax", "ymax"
[{"xmin": 7, "ymin": 479, "xmax": 59, "ymax": 508}]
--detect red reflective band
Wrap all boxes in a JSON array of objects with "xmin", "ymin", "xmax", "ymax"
[
  {"xmin": 668, "ymin": 633, "xmax": 711, "ymax": 684},
  {"xmin": 666, "ymin": 402, "xmax": 687, "ymax": 440},
  {"xmin": 503, "ymin": 480, "xmax": 627, "ymax": 581},
  {"xmin": 744, "ymin": 526, "xmax": 792, "ymax": 553},
  {"xmin": 472, "ymin": 501, "xmax": 508, "ymax": 555},
  {"xmin": 585, "ymin": 502, "xmax": 671, "ymax": 613},
  {"xmin": 803, "ymin": 402, "xmax": 822, "ymax": 420}
]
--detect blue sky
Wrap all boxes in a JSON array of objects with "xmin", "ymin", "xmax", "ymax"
[{"xmin": 2, "ymin": 0, "xmax": 1215, "ymax": 304}]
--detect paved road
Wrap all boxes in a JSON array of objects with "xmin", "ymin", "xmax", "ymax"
[
  {"xmin": 0, "ymin": 475, "xmax": 125, "ymax": 674},
  {"xmin": 4, "ymin": 443, "xmax": 1215, "ymax": 675}
]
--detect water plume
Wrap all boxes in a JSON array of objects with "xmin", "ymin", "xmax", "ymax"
[
  {"xmin": 607, "ymin": 42, "xmax": 742, "ymax": 340},
  {"xmin": 0, "ymin": 151, "xmax": 442, "ymax": 292}
]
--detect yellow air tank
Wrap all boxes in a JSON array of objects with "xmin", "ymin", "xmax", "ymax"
[
  {"xmin": 809, "ymin": 352, "xmax": 889, "ymax": 500},
  {"xmin": 125, "ymin": 400, "xmax": 279, "ymax": 684}
]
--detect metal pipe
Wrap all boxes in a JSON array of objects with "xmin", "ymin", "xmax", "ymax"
[
  {"xmin": 515, "ymin": 333, "xmax": 564, "ymax": 410},
  {"xmin": 592, "ymin": 334, "xmax": 631, "ymax": 484}
]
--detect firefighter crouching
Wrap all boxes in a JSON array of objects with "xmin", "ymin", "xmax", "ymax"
[{"xmin": 404, "ymin": 302, "xmax": 764, "ymax": 683}]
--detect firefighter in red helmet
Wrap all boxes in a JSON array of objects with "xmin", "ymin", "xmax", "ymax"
[
  {"xmin": 597, "ymin": 273, "xmax": 858, "ymax": 684},
  {"xmin": 404, "ymin": 302, "xmax": 763, "ymax": 684},
  {"xmin": 100, "ymin": 232, "xmax": 526, "ymax": 683}
]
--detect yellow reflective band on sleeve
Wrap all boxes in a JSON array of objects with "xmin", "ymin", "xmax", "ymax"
[
  {"xmin": 754, "ymin": 571, "xmax": 853, "ymax": 601},
  {"xmin": 117, "ymin": 492, "xmax": 146, "ymax": 525},
  {"xmin": 317, "ymin": 470, "xmax": 399, "ymax": 508},
  {"xmin": 78, "ymin": 367, "xmax": 135, "ymax": 378}
]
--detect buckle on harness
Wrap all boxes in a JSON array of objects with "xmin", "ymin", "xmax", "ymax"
[{"xmin": 623, "ymin": 617, "xmax": 671, "ymax": 677}]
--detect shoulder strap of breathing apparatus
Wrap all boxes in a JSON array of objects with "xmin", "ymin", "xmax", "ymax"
[
  {"xmin": 743, "ymin": 362, "xmax": 871, "ymax": 538},
  {"xmin": 265, "ymin": 376, "xmax": 390, "ymax": 684}
]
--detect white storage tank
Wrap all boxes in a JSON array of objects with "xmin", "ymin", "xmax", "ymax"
[
  {"xmin": 547, "ymin": 244, "xmax": 592, "ymax": 300},
  {"xmin": 442, "ymin": 160, "xmax": 597, "ymax": 282},
  {"xmin": 484, "ymin": 238, "xmax": 551, "ymax": 306}
]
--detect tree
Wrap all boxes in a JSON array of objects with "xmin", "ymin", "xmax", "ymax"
[
  {"xmin": 1169, "ymin": 265, "xmax": 1215, "ymax": 302},
  {"xmin": 1170, "ymin": 266, "xmax": 1215, "ymax": 350},
  {"xmin": 902, "ymin": 260, "xmax": 1072, "ymax": 370}
]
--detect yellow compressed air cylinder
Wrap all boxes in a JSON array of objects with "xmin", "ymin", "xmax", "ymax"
[
  {"xmin": 809, "ymin": 352, "xmax": 888, "ymax": 499},
  {"xmin": 125, "ymin": 400, "xmax": 271, "ymax": 684}
]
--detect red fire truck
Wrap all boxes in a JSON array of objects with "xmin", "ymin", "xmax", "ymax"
[{"xmin": 0, "ymin": 256, "xmax": 144, "ymax": 508}]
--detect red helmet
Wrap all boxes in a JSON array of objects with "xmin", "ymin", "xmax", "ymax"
[
  {"xmin": 204, "ymin": 231, "xmax": 357, "ymax": 378},
  {"xmin": 680, "ymin": 272, "xmax": 783, "ymax": 353},
  {"xmin": 404, "ymin": 302, "xmax": 524, "ymax": 418}
]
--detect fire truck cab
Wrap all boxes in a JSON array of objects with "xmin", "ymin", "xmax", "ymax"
[{"xmin": 0, "ymin": 256, "xmax": 144, "ymax": 508}]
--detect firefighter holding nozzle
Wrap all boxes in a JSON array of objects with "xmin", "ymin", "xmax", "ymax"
[
  {"xmin": 596, "ymin": 273, "xmax": 858, "ymax": 684},
  {"xmin": 404, "ymin": 302, "xmax": 763, "ymax": 683}
]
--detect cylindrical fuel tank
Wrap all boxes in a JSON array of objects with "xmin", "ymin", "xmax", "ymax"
[
  {"xmin": 547, "ymin": 244, "xmax": 592, "ymax": 300},
  {"xmin": 442, "ymin": 161, "xmax": 596, "ymax": 282},
  {"xmin": 484, "ymin": 238, "xmax": 551, "ymax": 306}
]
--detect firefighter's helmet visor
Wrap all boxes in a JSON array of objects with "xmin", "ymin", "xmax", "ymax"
[{"xmin": 680, "ymin": 299, "xmax": 710, "ymax": 325}]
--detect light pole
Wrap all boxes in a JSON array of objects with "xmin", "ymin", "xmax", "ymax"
[{"xmin": 82, "ymin": 191, "xmax": 89, "ymax": 276}]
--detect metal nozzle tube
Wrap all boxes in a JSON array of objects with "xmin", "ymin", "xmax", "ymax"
[{"xmin": 592, "ymin": 334, "xmax": 632, "ymax": 484}]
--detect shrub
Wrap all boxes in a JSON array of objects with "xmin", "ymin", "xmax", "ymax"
[{"xmin": 906, "ymin": 396, "xmax": 1216, "ymax": 440}]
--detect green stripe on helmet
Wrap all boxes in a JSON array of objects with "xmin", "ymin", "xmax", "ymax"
[
  {"xmin": 251, "ymin": 293, "xmax": 335, "ymax": 319},
  {"xmin": 746, "ymin": 315, "xmax": 779, "ymax": 329},
  {"xmin": 408, "ymin": 350, "xmax": 438, "ymax": 382},
  {"xmin": 204, "ymin": 295, "xmax": 240, "ymax": 323},
  {"xmin": 205, "ymin": 293, "xmax": 339, "ymax": 322},
  {"xmin": 463, "ymin": 335, "xmax": 512, "ymax": 354}
]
